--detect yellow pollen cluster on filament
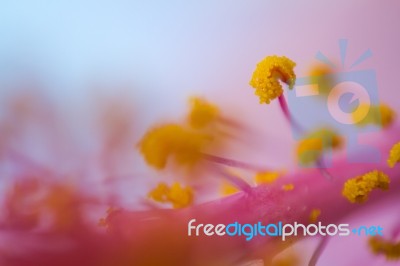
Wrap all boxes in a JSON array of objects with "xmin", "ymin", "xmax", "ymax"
[
  {"xmin": 254, "ymin": 171, "xmax": 281, "ymax": 184},
  {"xmin": 282, "ymin": 183, "xmax": 294, "ymax": 191},
  {"xmin": 296, "ymin": 128, "xmax": 342, "ymax": 166},
  {"xmin": 353, "ymin": 103, "xmax": 396, "ymax": 128},
  {"xmin": 220, "ymin": 181, "xmax": 240, "ymax": 196},
  {"xmin": 309, "ymin": 209, "xmax": 321, "ymax": 223},
  {"xmin": 138, "ymin": 124, "xmax": 212, "ymax": 170},
  {"xmin": 388, "ymin": 141, "xmax": 400, "ymax": 168},
  {"xmin": 308, "ymin": 64, "xmax": 335, "ymax": 96},
  {"xmin": 249, "ymin": 55, "xmax": 296, "ymax": 104},
  {"xmin": 369, "ymin": 236, "xmax": 400, "ymax": 260},
  {"xmin": 342, "ymin": 170, "xmax": 390, "ymax": 203},
  {"xmin": 187, "ymin": 97, "xmax": 220, "ymax": 129},
  {"xmin": 148, "ymin": 182, "xmax": 193, "ymax": 208}
]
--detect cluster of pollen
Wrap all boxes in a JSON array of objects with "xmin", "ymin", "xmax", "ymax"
[
  {"xmin": 353, "ymin": 103, "xmax": 396, "ymax": 128},
  {"xmin": 308, "ymin": 64, "xmax": 335, "ymax": 96},
  {"xmin": 296, "ymin": 128, "xmax": 342, "ymax": 166},
  {"xmin": 282, "ymin": 183, "xmax": 294, "ymax": 191},
  {"xmin": 388, "ymin": 141, "xmax": 400, "ymax": 168},
  {"xmin": 220, "ymin": 181, "xmax": 240, "ymax": 196},
  {"xmin": 249, "ymin": 55, "xmax": 296, "ymax": 104},
  {"xmin": 342, "ymin": 170, "xmax": 390, "ymax": 203},
  {"xmin": 309, "ymin": 209, "xmax": 321, "ymax": 223},
  {"xmin": 98, "ymin": 207, "xmax": 116, "ymax": 228},
  {"xmin": 187, "ymin": 97, "xmax": 220, "ymax": 129},
  {"xmin": 148, "ymin": 182, "xmax": 193, "ymax": 208},
  {"xmin": 138, "ymin": 124, "xmax": 212, "ymax": 169},
  {"xmin": 369, "ymin": 236, "xmax": 400, "ymax": 260},
  {"xmin": 254, "ymin": 171, "xmax": 281, "ymax": 184}
]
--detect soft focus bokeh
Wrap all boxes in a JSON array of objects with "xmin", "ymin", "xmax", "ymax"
[
  {"xmin": 2, "ymin": 1, "xmax": 399, "ymax": 166},
  {"xmin": 1, "ymin": 1, "xmax": 400, "ymax": 265}
]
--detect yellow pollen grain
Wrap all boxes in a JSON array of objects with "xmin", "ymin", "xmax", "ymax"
[
  {"xmin": 296, "ymin": 128, "xmax": 342, "ymax": 166},
  {"xmin": 249, "ymin": 55, "xmax": 296, "ymax": 104},
  {"xmin": 342, "ymin": 170, "xmax": 390, "ymax": 204},
  {"xmin": 254, "ymin": 171, "xmax": 281, "ymax": 184},
  {"xmin": 148, "ymin": 182, "xmax": 194, "ymax": 209},
  {"xmin": 282, "ymin": 183, "xmax": 294, "ymax": 191},
  {"xmin": 187, "ymin": 97, "xmax": 220, "ymax": 129},
  {"xmin": 138, "ymin": 123, "xmax": 212, "ymax": 170},
  {"xmin": 308, "ymin": 64, "xmax": 335, "ymax": 96},
  {"xmin": 309, "ymin": 209, "xmax": 321, "ymax": 223},
  {"xmin": 388, "ymin": 142, "xmax": 400, "ymax": 168},
  {"xmin": 353, "ymin": 103, "xmax": 396, "ymax": 128},
  {"xmin": 220, "ymin": 181, "xmax": 239, "ymax": 196},
  {"xmin": 369, "ymin": 236, "xmax": 400, "ymax": 260}
]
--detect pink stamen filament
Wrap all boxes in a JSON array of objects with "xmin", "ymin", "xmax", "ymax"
[
  {"xmin": 278, "ymin": 95, "xmax": 335, "ymax": 180},
  {"xmin": 202, "ymin": 153, "xmax": 269, "ymax": 172},
  {"xmin": 207, "ymin": 164, "xmax": 252, "ymax": 192},
  {"xmin": 278, "ymin": 94, "xmax": 303, "ymax": 134},
  {"xmin": 316, "ymin": 159, "xmax": 334, "ymax": 181},
  {"xmin": 308, "ymin": 237, "xmax": 330, "ymax": 266},
  {"xmin": 391, "ymin": 220, "xmax": 400, "ymax": 239}
]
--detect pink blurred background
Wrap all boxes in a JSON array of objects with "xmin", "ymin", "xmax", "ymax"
[{"xmin": 2, "ymin": 1, "xmax": 399, "ymax": 165}]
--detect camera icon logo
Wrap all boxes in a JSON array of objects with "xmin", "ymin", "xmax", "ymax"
[{"xmin": 287, "ymin": 39, "xmax": 382, "ymax": 166}]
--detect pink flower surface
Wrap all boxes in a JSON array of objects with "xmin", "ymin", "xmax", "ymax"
[{"xmin": 0, "ymin": 91, "xmax": 399, "ymax": 265}]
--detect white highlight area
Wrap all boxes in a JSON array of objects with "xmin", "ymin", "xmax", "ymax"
[{"xmin": 295, "ymin": 84, "xmax": 320, "ymax": 97}]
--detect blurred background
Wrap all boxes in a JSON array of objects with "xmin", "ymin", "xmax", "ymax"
[
  {"xmin": 1, "ymin": 3, "xmax": 399, "ymax": 126},
  {"xmin": 0, "ymin": 1, "xmax": 399, "ymax": 265},
  {"xmin": 1, "ymin": 0, "xmax": 399, "ymax": 164},
  {"xmin": 1, "ymin": 2, "xmax": 399, "ymax": 113}
]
